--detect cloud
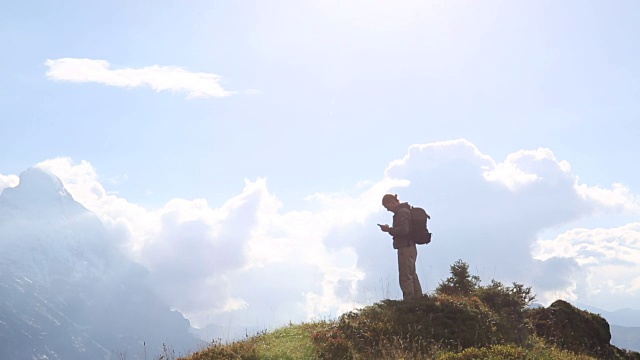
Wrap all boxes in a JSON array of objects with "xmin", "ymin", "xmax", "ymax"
[
  {"xmin": 533, "ymin": 223, "xmax": 640, "ymax": 307},
  {"xmin": 33, "ymin": 158, "xmax": 404, "ymax": 329},
  {"xmin": 369, "ymin": 138, "xmax": 639, "ymax": 304},
  {"xmin": 26, "ymin": 139, "xmax": 640, "ymax": 334},
  {"xmin": 483, "ymin": 148, "xmax": 571, "ymax": 191},
  {"xmin": 531, "ymin": 256, "xmax": 582, "ymax": 303},
  {"xmin": 576, "ymin": 183, "xmax": 640, "ymax": 213},
  {"xmin": 0, "ymin": 172, "xmax": 19, "ymax": 193},
  {"xmin": 45, "ymin": 58, "xmax": 235, "ymax": 98}
]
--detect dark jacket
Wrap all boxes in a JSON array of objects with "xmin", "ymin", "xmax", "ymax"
[{"xmin": 389, "ymin": 202, "xmax": 413, "ymax": 249}]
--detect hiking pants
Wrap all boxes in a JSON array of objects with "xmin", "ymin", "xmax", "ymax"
[{"xmin": 397, "ymin": 244, "xmax": 422, "ymax": 300}]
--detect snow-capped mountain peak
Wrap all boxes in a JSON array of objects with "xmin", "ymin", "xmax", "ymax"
[
  {"xmin": 0, "ymin": 167, "xmax": 87, "ymax": 219},
  {"xmin": 0, "ymin": 166, "xmax": 203, "ymax": 359}
]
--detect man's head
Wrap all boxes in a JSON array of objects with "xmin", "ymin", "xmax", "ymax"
[{"xmin": 382, "ymin": 194, "xmax": 400, "ymax": 212}]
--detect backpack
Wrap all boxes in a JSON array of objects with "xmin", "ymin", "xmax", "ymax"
[{"xmin": 409, "ymin": 206, "xmax": 432, "ymax": 245}]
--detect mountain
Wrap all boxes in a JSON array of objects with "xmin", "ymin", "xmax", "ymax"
[
  {"xmin": 579, "ymin": 304, "xmax": 640, "ymax": 328},
  {"xmin": 0, "ymin": 167, "xmax": 203, "ymax": 359},
  {"xmin": 611, "ymin": 325, "xmax": 640, "ymax": 353},
  {"xmin": 576, "ymin": 304, "xmax": 640, "ymax": 353}
]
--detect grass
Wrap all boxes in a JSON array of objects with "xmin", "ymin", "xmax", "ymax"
[
  {"xmin": 252, "ymin": 322, "xmax": 327, "ymax": 359},
  {"xmin": 175, "ymin": 296, "xmax": 640, "ymax": 360},
  {"xmin": 176, "ymin": 260, "xmax": 640, "ymax": 360},
  {"xmin": 182, "ymin": 322, "xmax": 327, "ymax": 360},
  {"xmin": 179, "ymin": 321, "xmax": 602, "ymax": 360}
]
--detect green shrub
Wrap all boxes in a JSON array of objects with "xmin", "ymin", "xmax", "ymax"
[
  {"xmin": 473, "ymin": 279, "xmax": 535, "ymax": 344},
  {"xmin": 311, "ymin": 323, "xmax": 353, "ymax": 360},
  {"xmin": 312, "ymin": 294, "xmax": 513, "ymax": 359},
  {"xmin": 437, "ymin": 344, "xmax": 528, "ymax": 360},
  {"xmin": 436, "ymin": 259, "xmax": 481, "ymax": 297},
  {"xmin": 436, "ymin": 342, "xmax": 597, "ymax": 360}
]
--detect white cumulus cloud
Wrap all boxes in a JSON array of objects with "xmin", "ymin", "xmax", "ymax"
[
  {"xmin": 33, "ymin": 158, "xmax": 402, "ymax": 329},
  {"xmin": 0, "ymin": 172, "xmax": 19, "ymax": 193},
  {"xmin": 19, "ymin": 139, "xmax": 640, "ymax": 335},
  {"xmin": 45, "ymin": 58, "xmax": 235, "ymax": 98},
  {"xmin": 376, "ymin": 139, "xmax": 640, "ymax": 306},
  {"xmin": 533, "ymin": 223, "xmax": 640, "ymax": 308}
]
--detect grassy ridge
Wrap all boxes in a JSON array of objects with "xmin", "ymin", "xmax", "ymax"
[
  {"xmin": 180, "ymin": 296, "xmax": 639, "ymax": 360},
  {"xmin": 179, "ymin": 260, "xmax": 640, "ymax": 360},
  {"xmin": 184, "ymin": 322, "xmax": 326, "ymax": 360},
  {"xmin": 180, "ymin": 321, "xmax": 601, "ymax": 360}
]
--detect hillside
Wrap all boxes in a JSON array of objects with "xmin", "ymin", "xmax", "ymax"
[
  {"xmin": 0, "ymin": 168, "xmax": 202, "ymax": 359},
  {"xmin": 181, "ymin": 260, "xmax": 640, "ymax": 360}
]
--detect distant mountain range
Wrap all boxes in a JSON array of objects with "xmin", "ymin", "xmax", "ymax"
[
  {"xmin": 611, "ymin": 325, "xmax": 640, "ymax": 353},
  {"xmin": 579, "ymin": 304, "xmax": 640, "ymax": 328},
  {"xmin": 577, "ymin": 304, "xmax": 640, "ymax": 352},
  {"xmin": 0, "ymin": 168, "xmax": 203, "ymax": 359}
]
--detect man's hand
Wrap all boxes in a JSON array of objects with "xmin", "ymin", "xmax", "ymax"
[{"xmin": 378, "ymin": 224, "xmax": 391, "ymax": 232}]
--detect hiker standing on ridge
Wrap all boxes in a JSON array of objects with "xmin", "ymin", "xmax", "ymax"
[{"xmin": 379, "ymin": 194, "xmax": 423, "ymax": 300}]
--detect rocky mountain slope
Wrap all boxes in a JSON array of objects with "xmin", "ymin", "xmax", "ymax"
[{"xmin": 0, "ymin": 167, "xmax": 202, "ymax": 359}]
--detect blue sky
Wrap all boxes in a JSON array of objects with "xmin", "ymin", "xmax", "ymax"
[{"xmin": 2, "ymin": 0, "xmax": 640, "ymax": 333}]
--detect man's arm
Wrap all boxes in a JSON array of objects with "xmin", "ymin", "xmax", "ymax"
[{"xmin": 389, "ymin": 208, "xmax": 410, "ymax": 236}]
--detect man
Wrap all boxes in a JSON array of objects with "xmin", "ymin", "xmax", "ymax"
[{"xmin": 379, "ymin": 194, "xmax": 423, "ymax": 300}]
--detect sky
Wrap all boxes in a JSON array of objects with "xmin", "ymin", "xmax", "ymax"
[{"xmin": 1, "ymin": 0, "xmax": 640, "ymax": 334}]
